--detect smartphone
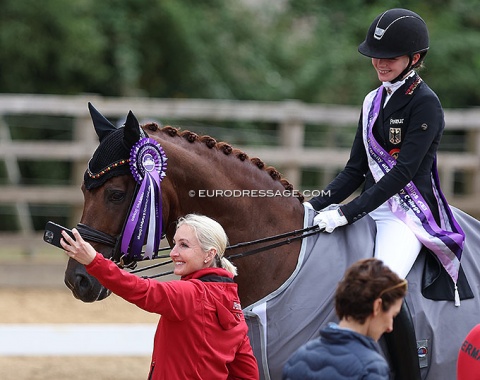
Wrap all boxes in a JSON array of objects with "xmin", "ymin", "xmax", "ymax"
[{"xmin": 43, "ymin": 221, "xmax": 75, "ymax": 250}]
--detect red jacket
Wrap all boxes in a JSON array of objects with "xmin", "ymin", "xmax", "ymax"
[{"xmin": 86, "ymin": 253, "xmax": 259, "ymax": 380}]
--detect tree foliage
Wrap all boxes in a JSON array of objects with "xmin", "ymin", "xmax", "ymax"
[{"xmin": 0, "ymin": 0, "xmax": 479, "ymax": 107}]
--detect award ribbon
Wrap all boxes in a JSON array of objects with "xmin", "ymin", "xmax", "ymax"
[{"xmin": 121, "ymin": 138, "xmax": 167, "ymax": 260}]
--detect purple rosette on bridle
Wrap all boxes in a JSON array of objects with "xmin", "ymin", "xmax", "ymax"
[{"xmin": 121, "ymin": 138, "xmax": 167, "ymax": 260}]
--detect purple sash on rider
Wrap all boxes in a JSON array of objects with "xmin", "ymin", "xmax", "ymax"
[{"xmin": 362, "ymin": 87, "xmax": 465, "ymax": 305}]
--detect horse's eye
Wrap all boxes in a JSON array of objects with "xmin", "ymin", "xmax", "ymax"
[{"xmin": 109, "ymin": 191, "xmax": 126, "ymax": 203}]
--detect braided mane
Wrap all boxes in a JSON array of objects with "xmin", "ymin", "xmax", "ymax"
[{"xmin": 142, "ymin": 122, "xmax": 304, "ymax": 203}]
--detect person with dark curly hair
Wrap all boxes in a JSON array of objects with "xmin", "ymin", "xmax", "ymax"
[{"xmin": 283, "ymin": 258, "xmax": 407, "ymax": 380}]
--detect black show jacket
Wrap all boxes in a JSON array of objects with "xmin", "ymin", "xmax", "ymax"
[{"xmin": 310, "ymin": 73, "xmax": 444, "ymax": 225}]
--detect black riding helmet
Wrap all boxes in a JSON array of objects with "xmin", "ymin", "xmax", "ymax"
[{"xmin": 358, "ymin": 8, "xmax": 429, "ymax": 82}]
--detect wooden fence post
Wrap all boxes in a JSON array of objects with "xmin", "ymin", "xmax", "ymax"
[
  {"xmin": 279, "ymin": 101, "xmax": 304, "ymax": 187},
  {"xmin": 0, "ymin": 117, "xmax": 35, "ymax": 255},
  {"xmin": 70, "ymin": 115, "xmax": 97, "ymax": 227}
]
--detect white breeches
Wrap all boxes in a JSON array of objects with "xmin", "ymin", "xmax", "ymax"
[{"xmin": 369, "ymin": 202, "xmax": 422, "ymax": 279}]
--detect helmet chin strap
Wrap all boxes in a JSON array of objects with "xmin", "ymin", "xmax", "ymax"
[{"xmin": 391, "ymin": 55, "xmax": 414, "ymax": 84}]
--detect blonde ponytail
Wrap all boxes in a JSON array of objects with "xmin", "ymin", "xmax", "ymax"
[{"xmin": 220, "ymin": 256, "xmax": 238, "ymax": 276}]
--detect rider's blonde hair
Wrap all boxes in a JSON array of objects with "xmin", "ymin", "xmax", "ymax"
[{"xmin": 177, "ymin": 214, "xmax": 237, "ymax": 276}]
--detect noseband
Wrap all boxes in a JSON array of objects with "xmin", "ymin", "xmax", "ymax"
[
  {"xmin": 76, "ymin": 210, "xmax": 169, "ymax": 268},
  {"xmin": 75, "ymin": 223, "xmax": 124, "ymax": 264},
  {"xmin": 76, "ymin": 221, "xmax": 170, "ymax": 269},
  {"xmin": 76, "ymin": 223, "xmax": 118, "ymax": 247}
]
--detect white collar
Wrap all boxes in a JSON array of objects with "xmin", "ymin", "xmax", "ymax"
[{"xmin": 383, "ymin": 71, "xmax": 415, "ymax": 95}]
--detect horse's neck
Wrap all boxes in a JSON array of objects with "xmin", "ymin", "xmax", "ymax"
[
  {"xmin": 156, "ymin": 131, "xmax": 305, "ymax": 304},
  {"xmin": 163, "ymin": 143, "xmax": 304, "ymax": 241}
]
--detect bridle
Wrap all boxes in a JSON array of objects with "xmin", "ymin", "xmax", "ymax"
[
  {"xmin": 75, "ymin": 217, "xmax": 167, "ymax": 270},
  {"xmin": 75, "ymin": 221, "xmax": 322, "ymax": 279},
  {"xmin": 76, "ymin": 223, "xmax": 118, "ymax": 247},
  {"xmin": 75, "ymin": 180, "xmax": 164, "ymax": 269},
  {"xmin": 132, "ymin": 224, "xmax": 322, "ymax": 279}
]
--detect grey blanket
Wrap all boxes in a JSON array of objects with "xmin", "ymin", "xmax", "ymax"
[
  {"xmin": 244, "ymin": 206, "xmax": 376, "ymax": 380},
  {"xmin": 244, "ymin": 205, "xmax": 480, "ymax": 380}
]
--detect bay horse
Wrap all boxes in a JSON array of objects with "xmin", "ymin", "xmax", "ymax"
[{"xmin": 63, "ymin": 104, "xmax": 480, "ymax": 380}]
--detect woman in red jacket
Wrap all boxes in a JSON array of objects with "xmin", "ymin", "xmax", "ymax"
[{"xmin": 61, "ymin": 213, "xmax": 259, "ymax": 380}]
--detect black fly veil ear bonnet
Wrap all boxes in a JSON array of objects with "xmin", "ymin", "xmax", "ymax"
[{"xmin": 84, "ymin": 102, "xmax": 146, "ymax": 190}]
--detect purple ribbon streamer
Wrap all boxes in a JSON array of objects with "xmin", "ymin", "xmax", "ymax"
[
  {"xmin": 120, "ymin": 138, "xmax": 166, "ymax": 261},
  {"xmin": 130, "ymin": 180, "xmax": 152, "ymax": 259},
  {"xmin": 144, "ymin": 169, "xmax": 162, "ymax": 259},
  {"xmin": 121, "ymin": 175, "xmax": 149, "ymax": 258}
]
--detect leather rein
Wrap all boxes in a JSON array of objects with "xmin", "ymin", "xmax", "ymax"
[{"xmin": 75, "ymin": 222, "xmax": 321, "ymax": 279}]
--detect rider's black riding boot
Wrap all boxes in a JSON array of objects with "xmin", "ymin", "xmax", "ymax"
[{"xmin": 384, "ymin": 302, "xmax": 422, "ymax": 380}]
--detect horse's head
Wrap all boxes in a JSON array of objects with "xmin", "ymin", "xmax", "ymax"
[
  {"xmin": 66, "ymin": 103, "xmax": 306, "ymax": 305},
  {"xmin": 64, "ymin": 103, "xmax": 148, "ymax": 302}
]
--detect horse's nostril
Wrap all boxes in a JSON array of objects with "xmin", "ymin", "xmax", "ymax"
[{"xmin": 75, "ymin": 273, "xmax": 93, "ymax": 291}]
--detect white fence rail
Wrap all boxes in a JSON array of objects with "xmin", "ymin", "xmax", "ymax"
[{"xmin": 1, "ymin": 94, "xmax": 479, "ymax": 254}]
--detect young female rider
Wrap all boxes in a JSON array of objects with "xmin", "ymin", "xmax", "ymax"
[
  {"xmin": 306, "ymin": 8, "xmax": 465, "ymax": 380},
  {"xmin": 61, "ymin": 214, "xmax": 259, "ymax": 380}
]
